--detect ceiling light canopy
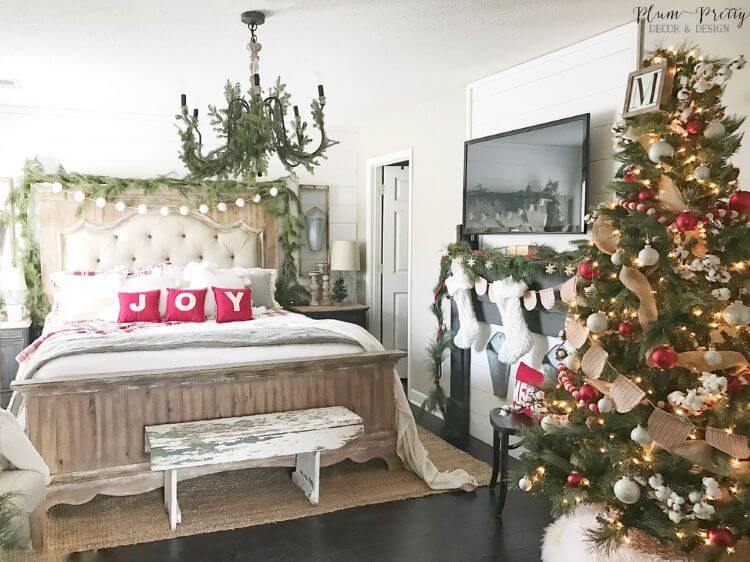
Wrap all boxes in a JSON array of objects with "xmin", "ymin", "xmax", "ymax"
[{"xmin": 177, "ymin": 10, "xmax": 337, "ymax": 181}]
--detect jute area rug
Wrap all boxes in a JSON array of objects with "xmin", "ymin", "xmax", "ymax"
[{"xmin": 10, "ymin": 428, "xmax": 491, "ymax": 561}]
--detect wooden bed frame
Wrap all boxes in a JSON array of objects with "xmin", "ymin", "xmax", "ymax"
[{"xmin": 15, "ymin": 186, "xmax": 406, "ymax": 548}]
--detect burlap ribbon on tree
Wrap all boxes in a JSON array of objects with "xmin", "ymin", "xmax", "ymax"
[
  {"xmin": 619, "ymin": 266, "xmax": 658, "ymax": 333},
  {"xmin": 591, "ymin": 215, "xmax": 620, "ymax": 255},
  {"xmin": 677, "ymin": 350, "xmax": 748, "ymax": 372}
]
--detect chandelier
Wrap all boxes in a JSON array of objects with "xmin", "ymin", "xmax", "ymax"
[{"xmin": 176, "ymin": 10, "xmax": 337, "ymax": 181}]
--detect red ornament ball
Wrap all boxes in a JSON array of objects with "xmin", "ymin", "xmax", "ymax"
[
  {"xmin": 651, "ymin": 346, "xmax": 678, "ymax": 370},
  {"xmin": 685, "ymin": 118, "xmax": 705, "ymax": 135},
  {"xmin": 578, "ymin": 384, "xmax": 598, "ymax": 404},
  {"xmin": 708, "ymin": 528, "xmax": 736, "ymax": 548},
  {"xmin": 675, "ymin": 211, "xmax": 698, "ymax": 232},
  {"xmin": 578, "ymin": 259, "xmax": 599, "ymax": 280},
  {"xmin": 728, "ymin": 190, "xmax": 750, "ymax": 214},
  {"xmin": 637, "ymin": 188, "xmax": 655, "ymax": 202},
  {"xmin": 618, "ymin": 322, "xmax": 635, "ymax": 337},
  {"xmin": 566, "ymin": 472, "xmax": 583, "ymax": 488},
  {"xmin": 622, "ymin": 172, "xmax": 637, "ymax": 183},
  {"xmin": 727, "ymin": 375, "xmax": 743, "ymax": 395}
]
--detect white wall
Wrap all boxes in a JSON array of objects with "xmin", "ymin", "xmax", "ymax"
[
  {"xmin": 0, "ymin": 106, "xmax": 359, "ymax": 245},
  {"xmin": 357, "ymin": 89, "xmax": 466, "ymax": 404}
]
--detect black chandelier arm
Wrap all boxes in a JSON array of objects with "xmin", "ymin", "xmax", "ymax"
[
  {"xmin": 262, "ymin": 95, "xmax": 337, "ymax": 168},
  {"xmin": 225, "ymin": 97, "xmax": 252, "ymax": 144}
]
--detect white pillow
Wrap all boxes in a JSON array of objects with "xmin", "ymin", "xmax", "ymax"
[
  {"xmin": 231, "ymin": 267, "xmax": 281, "ymax": 309},
  {"xmin": 0, "ymin": 409, "xmax": 51, "ymax": 484},
  {"xmin": 186, "ymin": 262, "xmax": 249, "ymax": 318},
  {"xmin": 121, "ymin": 267, "xmax": 183, "ymax": 315},
  {"xmin": 50, "ymin": 271, "xmax": 124, "ymax": 322}
]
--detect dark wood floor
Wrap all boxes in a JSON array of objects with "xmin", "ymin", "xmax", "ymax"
[{"xmin": 68, "ymin": 413, "xmax": 551, "ymax": 562}]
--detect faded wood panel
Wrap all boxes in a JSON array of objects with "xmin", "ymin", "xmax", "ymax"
[{"xmin": 21, "ymin": 354, "xmax": 402, "ymax": 475}]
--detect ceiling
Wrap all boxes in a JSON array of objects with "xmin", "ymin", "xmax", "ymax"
[{"xmin": 0, "ymin": 0, "xmax": 641, "ymax": 129}]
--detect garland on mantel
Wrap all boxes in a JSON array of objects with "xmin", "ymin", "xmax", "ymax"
[
  {"xmin": 2, "ymin": 159, "xmax": 310, "ymax": 326},
  {"xmin": 423, "ymin": 241, "xmax": 588, "ymax": 415}
]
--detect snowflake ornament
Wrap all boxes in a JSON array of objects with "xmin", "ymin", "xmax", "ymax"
[
  {"xmin": 466, "ymin": 257, "xmax": 476, "ymax": 267},
  {"xmin": 545, "ymin": 263, "xmax": 556, "ymax": 275},
  {"xmin": 564, "ymin": 264, "xmax": 576, "ymax": 276},
  {"xmin": 485, "ymin": 259, "xmax": 494, "ymax": 269}
]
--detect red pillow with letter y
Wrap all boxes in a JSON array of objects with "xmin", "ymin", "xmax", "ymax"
[{"xmin": 212, "ymin": 287, "xmax": 253, "ymax": 323}]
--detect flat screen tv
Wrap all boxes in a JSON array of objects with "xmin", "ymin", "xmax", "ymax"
[{"xmin": 462, "ymin": 113, "xmax": 589, "ymax": 234}]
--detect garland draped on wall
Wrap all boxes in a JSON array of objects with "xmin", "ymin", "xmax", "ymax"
[
  {"xmin": 2, "ymin": 159, "xmax": 310, "ymax": 326},
  {"xmin": 423, "ymin": 241, "xmax": 587, "ymax": 414}
]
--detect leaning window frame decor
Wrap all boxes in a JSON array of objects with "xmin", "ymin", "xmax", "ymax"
[{"xmin": 461, "ymin": 113, "xmax": 591, "ymax": 236}]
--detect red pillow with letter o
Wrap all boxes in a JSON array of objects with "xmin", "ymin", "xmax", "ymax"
[
  {"xmin": 118, "ymin": 290, "xmax": 161, "ymax": 323},
  {"xmin": 165, "ymin": 288, "xmax": 207, "ymax": 322},
  {"xmin": 212, "ymin": 286, "xmax": 253, "ymax": 323}
]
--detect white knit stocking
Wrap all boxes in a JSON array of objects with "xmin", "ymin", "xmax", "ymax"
[
  {"xmin": 489, "ymin": 278, "xmax": 533, "ymax": 363},
  {"xmin": 444, "ymin": 259, "xmax": 478, "ymax": 349}
]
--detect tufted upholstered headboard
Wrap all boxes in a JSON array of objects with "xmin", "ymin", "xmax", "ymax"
[{"xmin": 35, "ymin": 185, "xmax": 278, "ymax": 299}]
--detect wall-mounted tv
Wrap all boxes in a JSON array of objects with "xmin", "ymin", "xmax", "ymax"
[{"xmin": 462, "ymin": 113, "xmax": 590, "ymax": 235}]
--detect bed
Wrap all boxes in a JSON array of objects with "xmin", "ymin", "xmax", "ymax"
[{"xmin": 10, "ymin": 185, "xmax": 428, "ymax": 548}]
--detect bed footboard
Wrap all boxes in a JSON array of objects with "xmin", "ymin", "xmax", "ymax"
[{"xmin": 13, "ymin": 350, "xmax": 404, "ymax": 501}]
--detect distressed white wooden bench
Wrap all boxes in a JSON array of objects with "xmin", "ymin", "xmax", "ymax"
[{"xmin": 144, "ymin": 406, "xmax": 364, "ymax": 530}]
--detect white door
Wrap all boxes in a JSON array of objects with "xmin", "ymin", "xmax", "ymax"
[{"xmin": 381, "ymin": 165, "xmax": 409, "ymax": 379}]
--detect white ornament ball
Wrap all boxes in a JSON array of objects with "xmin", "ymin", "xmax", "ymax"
[
  {"xmin": 611, "ymin": 250, "xmax": 625, "ymax": 266},
  {"xmin": 95, "ymin": 197, "xmax": 107, "ymax": 208},
  {"xmin": 597, "ymin": 396, "xmax": 614, "ymax": 414},
  {"xmin": 217, "ymin": 202, "xmax": 228, "ymax": 212},
  {"xmin": 114, "ymin": 201, "xmax": 126, "ymax": 213},
  {"xmin": 638, "ymin": 244, "xmax": 659, "ymax": 267},
  {"xmin": 630, "ymin": 425, "xmax": 653, "ymax": 446},
  {"xmin": 50, "ymin": 182, "xmax": 63, "ymax": 194},
  {"xmin": 704, "ymin": 349, "xmax": 722, "ymax": 367},
  {"xmin": 160, "ymin": 206, "xmax": 169, "ymax": 217},
  {"xmin": 586, "ymin": 312, "xmax": 609, "ymax": 334},
  {"xmin": 703, "ymin": 120, "xmax": 726, "ymax": 139},
  {"xmin": 198, "ymin": 204, "xmax": 209, "ymax": 214},
  {"xmin": 648, "ymin": 140, "xmax": 674, "ymax": 163},
  {"xmin": 723, "ymin": 300, "xmax": 750, "ymax": 327},
  {"xmin": 269, "ymin": 186, "xmax": 279, "ymax": 197},
  {"xmin": 540, "ymin": 416, "xmax": 560, "ymax": 433},
  {"xmin": 179, "ymin": 205, "xmax": 190, "ymax": 216},
  {"xmin": 563, "ymin": 353, "xmax": 581, "ymax": 371},
  {"xmin": 518, "ymin": 477, "xmax": 533, "ymax": 492},
  {"xmin": 614, "ymin": 477, "xmax": 641, "ymax": 504},
  {"xmin": 137, "ymin": 203, "xmax": 148, "ymax": 215},
  {"xmin": 235, "ymin": 197, "xmax": 245, "ymax": 208},
  {"xmin": 693, "ymin": 165, "xmax": 710, "ymax": 180},
  {"xmin": 72, "ymin": 190, "xmax": 85, "ymax": 203}
]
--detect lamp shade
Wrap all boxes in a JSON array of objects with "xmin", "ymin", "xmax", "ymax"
[
  {"xmin": 1, "ymin": 266, "xmax": 27, "ymax": 292},
  {"xmin": 329, "ymin": 241, "xmax": 360, "ymax": 272}
]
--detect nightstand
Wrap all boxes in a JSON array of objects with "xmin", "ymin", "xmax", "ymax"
[
  {"xmin": 1, "ymin": 319, "xmax": 31, "ymax": 408},
  {"xmin": 286, "ymin": 304, "xmax": 369, "ymax": 328}
]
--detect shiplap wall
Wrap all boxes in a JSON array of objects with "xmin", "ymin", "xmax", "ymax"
[
  {"xmin": 0, "ymin": 108, "xmax": 358, "ymax": 273},
  {"xmin": 464, "ymin": 22, "xmax": 639, "ymax": 445}
]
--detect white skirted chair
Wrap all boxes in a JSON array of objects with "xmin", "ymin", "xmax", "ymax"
[{"xmin": 0, "ymin": 409, "xmax": 50, "ymax": 547}]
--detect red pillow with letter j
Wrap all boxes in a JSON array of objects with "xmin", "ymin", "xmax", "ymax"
[
  {"xmin": 118, "ymin": 290, "xmax": 161, "ymax": 323},
  {"xmin": 212, "ymin": 287, "xmax": 253, "ymax": 323},
  {"xmin": 165, "ymin": 288, "xmax": 207, "ymax": 322}
]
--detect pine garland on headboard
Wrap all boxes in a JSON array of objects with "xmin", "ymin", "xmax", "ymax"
[{"xmin": 2, "ymin": 159, "xmax": 310, "ymax": 326}]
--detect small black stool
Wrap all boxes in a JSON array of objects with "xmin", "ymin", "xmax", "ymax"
[{"xmin": 489, "ymin": 409, "xmax": 535, "ymax": 517}]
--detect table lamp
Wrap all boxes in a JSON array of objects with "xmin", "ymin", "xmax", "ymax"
[
  {"xmin": 329, "ymin": 241, "xmax": 360, "ymax": 304},
  {"xmin": 2, "ymin": 265, "xmax": 28, "ymax": 322}
]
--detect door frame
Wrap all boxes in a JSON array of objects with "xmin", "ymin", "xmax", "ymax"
[{"xmin": 365, "ymin": 148, "xmax": 413, "ymax": 386}]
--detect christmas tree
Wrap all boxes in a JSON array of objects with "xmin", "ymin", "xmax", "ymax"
[
  {"xmin": 331, "ymin": 275, "xmax": 348, "ymax": 303},
  {"xmin": 516, "ymin": 47, "xmax": 750, "ymax": 560}
]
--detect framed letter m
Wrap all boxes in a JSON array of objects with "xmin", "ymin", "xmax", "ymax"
[{"xmin": 623, "ymin": 62, "xmax": 674, "ymax": 118}]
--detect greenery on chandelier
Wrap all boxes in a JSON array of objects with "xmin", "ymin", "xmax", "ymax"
[
  {"xmin": 3, "ymin": 159, "xmax": 311, "ymax": 326},
  {"xmin": 512, "ymin": 46, "xmax": 750, "ymax": 560},
  {"xmin": 423, "ymin": 242, "xmax": 586, "ymax": 415}
]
